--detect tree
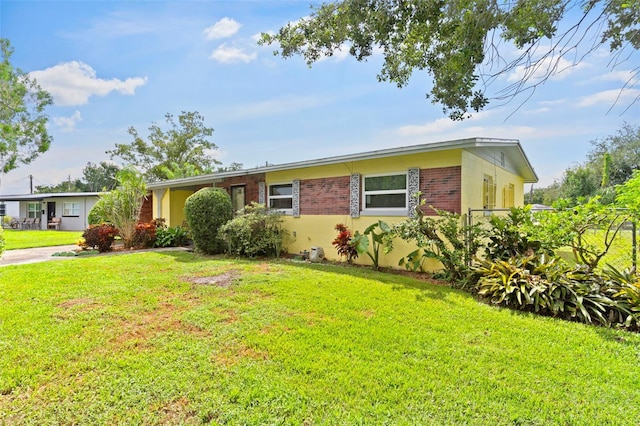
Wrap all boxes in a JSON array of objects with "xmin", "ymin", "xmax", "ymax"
[
  {"xmin": 588, "ymin": 123, "xmax": 640, "ymax": 187},
  {"xmin": 0, "ymin": 38, "xmax": 53, "ymax": 173},
  {"xmin": 82, "ymin": 161, "xmax": 120, "ymax": 191},
  {"xmin": 107, "ymin": 111, "xmax": 219, "ymax": 181},
  {"xmin": 35, "ymin": 178, "xmax": 85, "ymax": 194},
  {"xmin": 260, "ymin": 1, "xmax": 639, "ymax": 120},
  {"xmin": 89, "ymin": 168, "xmax": 147, "ymax": 248}
]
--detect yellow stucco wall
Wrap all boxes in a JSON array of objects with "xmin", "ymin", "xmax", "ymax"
[
  {"xmin": 153, "ymin": 188, "xmax": 196, "ymax": 227},
  {"xmin": 280, "ymin": 215, "xmax": 441, "ymax": 270},
  {"xmin": 461, "ymin": 150, "xmax": 525, "ymax": 211},
  {"xmin": 267, "ymin": 149, "xmax": 462, "ymax": 182}
]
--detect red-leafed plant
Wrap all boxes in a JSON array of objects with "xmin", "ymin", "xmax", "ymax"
[
  {"xmin": 82, "ymin": 224, "xmax": 118, "ymax": 253},
  {"xmin": 132, "ymin": 221, "xmax": 157, "ymax": 248},
  {"xmin": 332, "ymin": 223, "xmax": 358, "ymax": 263}
]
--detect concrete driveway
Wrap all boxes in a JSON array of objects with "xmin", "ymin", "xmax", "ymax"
[{"xmin": 0, "ymin": 245, "xmax": 79, "ymax": 267}]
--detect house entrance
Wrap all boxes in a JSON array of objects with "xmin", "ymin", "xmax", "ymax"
[{"xmin": 47, "ymin": 202, "xmax": 56, "ymax": 221}]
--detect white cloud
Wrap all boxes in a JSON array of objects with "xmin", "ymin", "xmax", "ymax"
[
  {"xmin": 30, "ymin": 62, "xmax": 147, "ymax": 106},
  {"xmin": 204, "ymin": 17, "xmax": 242, "ymax": 40},
  {"xmin": 53, "ymin": 111, "xmax": 82, "ymax": 132},
  {"xmin": 397, "ymin": 111, "xmax": 494, "ymax": 137},
  {"xmin": 586, "ymin": 69, "xmax": 640, "ymax": 86},
  {"xmin": 577, "ymin": 88, "xmax": 640, "ymax": 107},
  {"xmin": 218, "ymin": 95, "xmax": 332, "ymax": 121},
  {"xmin": 209, "ymin": 44, "xmax": 257, "ymax": 64},
  {"xmin": 507, "ymin": 56, "xmax": 588, "ymax": 83}
]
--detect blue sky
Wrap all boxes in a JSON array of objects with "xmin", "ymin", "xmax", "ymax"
[{"xmin": 1, "ymin": 0, "xmax": 638, "ymax": 195}]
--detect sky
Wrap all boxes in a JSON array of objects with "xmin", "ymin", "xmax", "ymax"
[{"xmin": 0, "ymin": 0, "xmax": 639, "ymax": 195}]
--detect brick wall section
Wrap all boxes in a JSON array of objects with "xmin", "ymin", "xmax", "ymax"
[
  {"xmin": 418, "ymin": 166, "xmax": 461, "ymax": 215},
  {"xmin": 215, "ymin": 173, "xmax": 265, "ymax": 205},
  {"xmin": 139, "ymin": 192, "xmax": 153, "ymax": 222},
  {"xmin": 300, "ymin": 176, "xmax": 351, "ymax": 215}
]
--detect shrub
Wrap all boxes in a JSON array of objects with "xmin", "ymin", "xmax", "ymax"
[
  {"xmin": 82, "ymin": 224, "xmax": 118, "ymax": 253},
  {"xmin": 484, "ymin": 206, "xmax": 547, "ymax": 261},
  {"xmin": 332, "ymin": 224, "xmax": 358, "ymax": 263},
  {"xmin": 155, "ymin": 225, "xmax": 189, "ymax": 247},
  {"xmin": 219, "ymin": 202, "xmax": 287, "ymax": 258},
  {"xmin": 392, "ymin": 205, "xmax": 486, "ymax": 285},
  {"xmin": 132, "ymin": 222, "xmax": 157, "ymax": 248},
  {"xmin": 184, "ymin": 187, "xmax": 232, "ymax": 254}
]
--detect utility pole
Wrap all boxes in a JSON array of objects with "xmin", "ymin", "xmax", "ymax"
[{"xmin": 30, "ymin": 174, "xmax": 33, "ymax": 194}]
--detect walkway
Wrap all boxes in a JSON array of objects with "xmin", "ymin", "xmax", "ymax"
[{"xmin": 0, "ymin": 245, "xmax": 80, "ymax": 267}]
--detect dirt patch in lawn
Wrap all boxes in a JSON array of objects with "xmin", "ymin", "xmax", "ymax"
[{"xmin": 180, "ymin": 270, "xmax": 240, "ymax": 288}]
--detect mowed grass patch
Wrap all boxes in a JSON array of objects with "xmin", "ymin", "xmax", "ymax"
[
  {"xmin": 1, "ymin": 252, "xmax": 639, "ymax": 424},
  {"xmin": 2, "ymin": 229, "xmax": 83, "ymax": 250}
]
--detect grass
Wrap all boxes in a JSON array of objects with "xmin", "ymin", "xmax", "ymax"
[
  {"xmin": 1, "ymin": 229, "xmax": 83, "ymax": 250},
  {"xmin": 1, "ymin": 252, "xmax": 639, "ymax": 424}
]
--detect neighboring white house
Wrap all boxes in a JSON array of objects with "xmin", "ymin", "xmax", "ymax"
[{"xmin": 0, "ymin": 192, "xmax": 102, "ymax": 231}]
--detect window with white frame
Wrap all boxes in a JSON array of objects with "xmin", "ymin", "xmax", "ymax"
[
  {"xmin": 27, "ymin": 202, "xmax": 41, "ymax": 219},
  {"xmin": 63, "ymin": 201, "xmax": 80, "ymax": 217},
  {"xmin": 268, "ymin": 183, "xmax": 293, "ymax": 211},
  {"xmin": 363, "ymin": 173, "xmax": 407, "ymax": 211}
]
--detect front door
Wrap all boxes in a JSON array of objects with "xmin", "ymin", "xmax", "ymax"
[
  {"xmin": 231, "ymin": 186, "xmax": 245, "ymax": 213},
  {"xmin": 47, "ymin": 202, "xmax": 56, "ymax": 221}
]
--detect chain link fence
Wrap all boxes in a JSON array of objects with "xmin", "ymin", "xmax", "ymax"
[{"xmin": 467, "ymin": 208, "xmax": 638, "ymax": 271}]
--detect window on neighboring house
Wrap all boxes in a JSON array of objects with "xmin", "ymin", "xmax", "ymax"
[
  {"xmin": 363, "ymin": 173, "xmax": 407, "ymax": 211},
  {"xmin": 27, "ymin": 202, "xmax": 41, "ymax": 219},
  {"xmin": 63, "ymin": 202, "xmax": 80, "ymax": 217},
  {"xmin": 503, "ymin": 183, "xmax": 515, "ymax": 208},
  {"xmin": 268, "ymin": 183, "xmax": 293, "ymax": 212},
  {"xmin": 483, "ymin": 175, "xmax": 496, "ymax": 209},
  {"xmin": 231, "ymin": 185, "xmax": 246, "ymax": 213}
]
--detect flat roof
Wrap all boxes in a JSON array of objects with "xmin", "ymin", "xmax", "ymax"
[{"xmin": 0, "ymin": 192, "xmax": 103, "ymax": 202}]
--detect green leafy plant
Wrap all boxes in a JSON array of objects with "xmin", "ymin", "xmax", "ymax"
[
  {"xmin": 155, "ymin": 225, "xmax": 189, "ymax": 248},
  {"xmin": 600, "ymin": 265, "xmax": 640, "ymax": 330},
  {"xmin": 393, "ymin": 205, "xmax": 485, "ymax": 285},
  {"xmin": 332, "ymin": 223, "xmax": 358, "ymax": 263},
  {"xmin": 535, "ymin": 197, "xmax": 630, "ymax": 271},
  {"xmin": 485, "ymin": 206, "xmax": 547, "ymax": 261},
  {"xmin": 352, "ymin": 220, "xmax": 392, "ymax": 270},
  {"xmin": 0, "ymin": 227, "xmax": 4, "ymax": 256},
  {"xmin": 81, "ymin": 224, "xmax": 118, "ymax": 253},
  {"xmin": 184, "ymin": 187, "xmax": 232, "ymax": 255},
  {"xmin": 218, "ymin": 202, "xmax": 286, "ymax": 258}
]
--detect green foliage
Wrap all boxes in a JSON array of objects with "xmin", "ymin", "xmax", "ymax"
[
  {"xmin": 107, "ymin": 111, "xmax": 219, "ymax": 181},
  {"xmin": 35, "ymin": 161, "xmax": 120, "ymax": 194},
  {"xmin": 89, "ymin": 168, "xmax": 147, "ymax": 248},
  {"xmin": 0, "ymin": 39, "xmax": 53, "ymax": 174},
  {"xmin": 615, "ymin": 169, "xmax": 640, "ymax": 214},
  {"xmin": 484, "ymin": 206, "xmax": 547, "ymax": 261},
  {"xmin": 600, "ymin": 265, "xmax": 640, "ymax": 330},
  {"xmin": 184, "ymin": 187, "xmax": 232, "ymax": 255},
  {"xmin": 261, "ymin": 1, "xmax": 637, "ymax": 120},
  {"xmin": 154, "ymin": 224, "xmax": 189, "ymax": 248},
  {"xmin": 535, "ymin": 198, "xmax": 630, "ymax": 271},
  {"xmin": 352, "ymin": 220, "xmax": 392, "ymax": 270},
  {"xmin": 475, "ymin": 255, "xmax": 615, "ymax": 326},
  {"xmin": 393, "ymin": 207, "xmax": 485, "ymax": 284},
  {"xmin": 218, "ymin": 202, "xmax": 287, "ymax": 258},
  {"xmin": 82, "ymin": 224, "xmax": 118, "ymax": 253},
  {"xmin": 0, "ymin": 227, "xmax": 4, "ymax": 256},
  {"xmin": 332, "ymin": 223, "xmax": 358, "ymax": 263}
]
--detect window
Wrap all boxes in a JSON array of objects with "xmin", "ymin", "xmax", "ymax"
[
  {"xmin": 268, "ymin": 183, "xmax": 293, "ymax": 211},
  {"xmin": 231, "ymin": 186, "xmax": 246, "ymax": 213},
  {"xmin": 63, "ymin": 202, "xmax": 80, "ymax": 217},
  {"xmin": 27, "ymin": 202, "xmax": 41, "ymax": 219},
  {"xmin": 483, "ymin": 175, "xmax": 496, "ymax": 209},
  {"xmin": 363, "ymin": 173, "xmax": 407, "ymax": 210},
  {"xmin": 503, "ymin": 183, "xmax": 515, "ymax": 208}
]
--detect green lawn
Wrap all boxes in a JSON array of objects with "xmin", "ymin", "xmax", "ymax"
[
  {"xmin": 1, "ymin": 252, "xmax": 639, "ymax": 424},
  {"xmin": 1, "ymin": 229, "xmax": 83, "ymax": 250}
]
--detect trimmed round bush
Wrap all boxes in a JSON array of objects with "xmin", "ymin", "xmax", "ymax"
[{"xmin": 184, "ymin": 187, "xmax": 232, "ymax": 254}]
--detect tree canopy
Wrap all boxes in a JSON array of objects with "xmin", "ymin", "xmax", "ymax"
[
  {"xmin": 261, "ymin": 0, "xmax": 639, "ymax": 120},
  {"xmin": 35, "ymin": 161, "xmax": 120, "ymax": 193},
  {"xmin": 0, "ymin": 38, "xmax": 53, "ymax": 173},
  {"xmin": 107, "ymin": 111, "xmax": 219, "ymax": 181}
]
